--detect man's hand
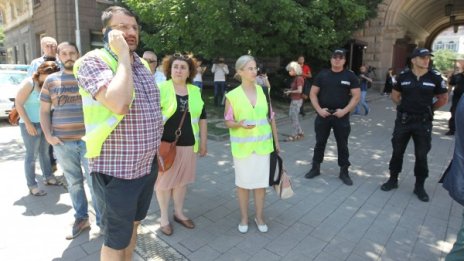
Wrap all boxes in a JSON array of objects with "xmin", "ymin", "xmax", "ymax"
[
  {"xmin": 317, "ymin": 108, "xmax": 332, "ymax": 118},
  {"xmin": 332, "ymin": 108, "xmax": 348, "ymax": 118},
  {"xmin": 46, "ymin": 136, "xmax": 64, "ymax": 146},
  {"xmin": 108, "ymin": 29, "xmax": 129, "ymax": 58}
]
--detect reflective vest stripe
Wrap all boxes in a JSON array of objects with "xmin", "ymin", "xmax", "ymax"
[
  {"xmin": 230, "ymin": 133, "xmax": 272, "ymax": 143},
  {"xmin": 244, "ymin": 118, "xmax": 268, "ymax": 126}
]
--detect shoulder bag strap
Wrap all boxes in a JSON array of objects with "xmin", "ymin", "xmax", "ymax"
[
  {"xmin": 173, "ymin": 102, "xmax": 189, "ymax": 144},
  {"xmin": 261, "ymin": 86, "xmax": 277, "ymax": 151}
]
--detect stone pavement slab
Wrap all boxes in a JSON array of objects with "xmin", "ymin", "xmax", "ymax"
[{"xmin": 1, "ymin": 90, "xmax": 462, "ymax": 260}]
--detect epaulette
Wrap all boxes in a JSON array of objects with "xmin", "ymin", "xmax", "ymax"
[
  {"xmin": 431, "ymin": 69, "xmax": 441, "ymax": 76},
  {"xmin": 399, "ymin": 68, "xmax": 410, "ymax": 75}
]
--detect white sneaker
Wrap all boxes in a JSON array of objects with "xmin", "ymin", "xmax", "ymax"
[
  {"xmin": 238, "ymin": 224, "xmax": 248, "ymax": 233},
  {"xmin": 254, "ymin": 218, "xmax": 268, "ymax": 233}
]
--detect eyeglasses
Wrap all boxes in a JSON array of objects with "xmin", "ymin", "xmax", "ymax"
[
  {"xmin": 110, "ymin": 23, "xmax": 141, "ymax": 32},
  {"xmin": 242, "ymin": 67, "xmax": 258, "ymax": 72}
]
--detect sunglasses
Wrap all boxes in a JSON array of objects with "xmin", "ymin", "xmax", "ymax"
[
  {"xmin": 145, "ymin": 59, "xmax": 157, "ymax": 64},
  {"xmin": 173, "ymin": 53, "xmax": 191, "ymax": 60}
]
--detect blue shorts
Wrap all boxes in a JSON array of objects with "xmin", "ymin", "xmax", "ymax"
[{"xmin": 91, "ymin": 157, "xmax": 158, "ymax": 250}]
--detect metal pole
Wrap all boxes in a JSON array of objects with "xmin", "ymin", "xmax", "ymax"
[{"xmin": 74, "ymin": 0, "xmax": 81, "ymax": 53}]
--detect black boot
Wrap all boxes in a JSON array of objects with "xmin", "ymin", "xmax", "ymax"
[
  {"xmin": 414, "ymin": 177, "xmax": 429, "ymax": 202},
  {"xmin": 380, "ymin": 173, "xmax": 399, "ymax": 191},
  {"xmin": 305, "ymin": 163, "xmax": 320, "ymax": 179},
  {"xmin": 339, "ymin": 166, "xmax": 353, "ymax": 186}
]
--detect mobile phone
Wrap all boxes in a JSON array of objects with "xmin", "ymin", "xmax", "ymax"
[{"xmin": 103, "ymin": 27, "xmax": 112, "ymax": 44}]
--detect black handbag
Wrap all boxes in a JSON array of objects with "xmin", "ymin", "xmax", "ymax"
[{"xmin": 261, "ymin": 86, "xmax": 282, "ymax": 186}]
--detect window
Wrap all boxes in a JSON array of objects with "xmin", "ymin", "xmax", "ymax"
[
  {"xmin": 447, "ymin": 41, "xmax": 457, "ymax": 51},
  {"xmin": 435, "ymin": 41, "xmax": 444, "ymax": 50},
  {"xmin": 90, "ymin": 31, "xmax": 104, "ymax": 50}
]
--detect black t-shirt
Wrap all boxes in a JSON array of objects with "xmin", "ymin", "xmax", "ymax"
[
  {"xmin": 162, "ymin": 95, "xmax": 207, "ymax": 146},
  {"xmin": 313, "ymin": 68, "xmax": 360, "ymax": 109},
  {"xmin": 394, "ymin": 69, "xmax": 447, "ymax": 114},
  {"xmin": 449, "ymin": 73, "xmax": 464, "ymax": 98}
]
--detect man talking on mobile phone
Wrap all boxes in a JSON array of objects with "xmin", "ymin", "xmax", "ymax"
[{"xmin": 74, "ymin": 6, "xmax": 163, "ymax": 260}]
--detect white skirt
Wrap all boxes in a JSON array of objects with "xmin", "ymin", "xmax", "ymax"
[{"xmin": 234, "ymin": 153, "xmax": 269, "ymax": 189}]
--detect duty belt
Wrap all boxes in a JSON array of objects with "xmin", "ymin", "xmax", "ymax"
[{"xmin": 397, "ymin": 111, "xmax": 432, "ymax": 123}]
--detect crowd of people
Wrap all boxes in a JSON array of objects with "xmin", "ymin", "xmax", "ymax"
[{"xmin": 13, "ymin": 4, "xmax": 464, "ymax": 260}]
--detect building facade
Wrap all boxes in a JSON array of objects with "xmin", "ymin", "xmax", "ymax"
[
  {"xmin": 353, "ymin": 0, "xmax": 464, "ymax": 87},
  {"xmin": 0, "ymin": 0, "xmax": 116, "ymax": 64},
  {"xmin": 432, "ymin": 26, "xmax": 464, "ymax": 54}
]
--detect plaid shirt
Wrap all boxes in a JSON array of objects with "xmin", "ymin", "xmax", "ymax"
[{"xmin": 76, "ymin": 51, "xmax": 163, "ymax": 180}]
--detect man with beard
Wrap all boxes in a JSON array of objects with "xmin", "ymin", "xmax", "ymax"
[
  {"xmin": 40, "ymin": 42, "xmax": 101, "ymax": 239},
  {"xmin": 75, "ymin": 6, "xmax": 163, "ymax": 260}
]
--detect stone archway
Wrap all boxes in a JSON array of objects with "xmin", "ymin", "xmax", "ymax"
[{"xmin": 354, "ymin": 0, "xmax": 464, "ymax": 86}]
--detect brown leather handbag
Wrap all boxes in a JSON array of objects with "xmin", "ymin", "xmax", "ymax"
[
  {"xmin": 8, "ymin": 107, "xmax": 19, "ymax": 126},
  {"xmin": 158, "ymin": 104, "xmax": 188, "ymax": 173}
]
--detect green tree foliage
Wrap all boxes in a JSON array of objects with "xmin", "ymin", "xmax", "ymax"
[
  {"xmin": 124, "ymin": 0, "xmax": 381, "ymax": 61},
  {"xmin": 433, "ymin": 49, "xmax": 457, "ymax": 73}
]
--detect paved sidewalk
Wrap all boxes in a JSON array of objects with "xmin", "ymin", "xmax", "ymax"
[{"xmin": 0, "ymin": 91, "xmax": 461, "ymax": 260}]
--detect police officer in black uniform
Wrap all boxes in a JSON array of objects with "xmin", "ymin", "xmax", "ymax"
[
  {"xmin": 446, "ymin": 60, "xmax": 464, "ymax": 136},
  {"xmin": 381, "ymin": 48, "xmax": 448, "ymax": 202},
  {"xmin": 305, "ymin": 49, "xmax": 360, "ymax": 186}
]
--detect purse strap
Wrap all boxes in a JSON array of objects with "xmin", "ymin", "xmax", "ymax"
[
  {"xmin": 173, "ymin": 102, "xmax": 189, "ymax": 144},
  {"xmin": 261, "ymin": 86, "xmax": 277, "ymax": 151}
]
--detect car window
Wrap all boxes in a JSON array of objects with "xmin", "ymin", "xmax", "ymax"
[{"xmin": 0, "ymin": 72, "xmax": 27, "ymax": 85}]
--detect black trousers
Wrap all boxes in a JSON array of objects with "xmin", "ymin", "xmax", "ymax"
[
  {"xmin": 389, "ymin": 117, "xmax": 432, "ymax": 178},
  {"xmin": 312, "ymin": 114, "xmax": 351, "ymax": 167},
  {"xmin": 449, "ymin": 93, "xmax": 463, "ymax": 132}
]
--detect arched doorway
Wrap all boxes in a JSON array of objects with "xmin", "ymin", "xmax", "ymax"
[{"xmin": 354, "ymin": 0, "xmax": 464, "ymax": 85}]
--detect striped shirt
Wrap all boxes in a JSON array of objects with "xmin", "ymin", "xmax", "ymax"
[
  {"xmin": 40, "ymin": 71, "xmax": 85, "ymax": 141},
  {"xmin": 76, "ymin": 52, "xmax": 163, "ymax": 180}
]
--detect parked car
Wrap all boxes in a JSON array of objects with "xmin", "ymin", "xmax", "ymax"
[{"xmin": 0, "ymin": 64, "xmax": 29, "ymax": 119}]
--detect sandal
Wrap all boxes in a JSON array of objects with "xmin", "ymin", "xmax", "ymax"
[
  {"xmin": 285, "ymin": 136, "xmax": 297, "ymax": 142},
  {"xmin": 30, "ymin": 187, "xmax": 47, "ymax": 196},
  {"xmin": 44, "ymin": 177, "xmax": 62, "ymax": 186}
]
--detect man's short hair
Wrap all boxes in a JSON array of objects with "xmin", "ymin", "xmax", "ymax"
[
  {"xmin": 143, "ymin": 51, "xmax": 157, "ymax": 59},
  {"xmin": 57, "ymin": 42, "xmax": 79, "ymax": 54},
  {"xmin": 101, "ymin": 6, "xmax": 138, "ymax": 28}
]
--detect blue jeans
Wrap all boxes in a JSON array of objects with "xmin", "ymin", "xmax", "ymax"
[
  {"xmin": 19, "ymin": 123, "xmax": 53, "ymax": 189},
  {"xmin": 354, "ymin": 91, "xmax": 369, "ymax": 115},
  {"xmin": 54, "ymin": 140, "xmax": 101, "ymax": 225},
  {"xmin": 193, "ymin": 81, "xmax": 203, "ymax": 91},
  {"xmin": 447, "ymin": 210, "xmax": 464, "ymax": 260},
  {"xmin": 214, "ymin": 81, "xmax": 226, "ymax": 106}
]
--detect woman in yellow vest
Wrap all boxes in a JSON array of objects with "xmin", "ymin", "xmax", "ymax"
[
  {"xmin": 155, "ymin": 54, "xmax": 207, "ymax": 236},
  {"xmin": 224, "ymin": 55, "xmax": 280, "ymax": 233}
]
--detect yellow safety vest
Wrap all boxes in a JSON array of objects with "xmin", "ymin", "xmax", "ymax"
[
  {"xmin": 226, "ymin": 85, "xmax": 273, "ymax": 158},
  {"xmin": 158, "ymin": 80, "xmax": 204, "ymax": 152},
  {"xmin": 73, "ymin": 48, "xmax": 150, "ymax": 158}
]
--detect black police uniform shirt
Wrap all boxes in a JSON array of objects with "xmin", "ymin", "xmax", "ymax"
[
  {"xmin": 313, "ymin": 68, "xmax": 360, "ymax": 110},
  {"xmin": 449, "ymin": 73, "xmax": 464, "ymax": 98},
  {"xmin": 394, "ymin": 69, "xmax": 447, "ymax": 115}
]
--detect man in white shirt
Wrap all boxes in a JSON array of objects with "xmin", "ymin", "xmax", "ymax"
[{"xmin": 211, "ymin": 57, "xmax": 229, "ymax": 106}]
